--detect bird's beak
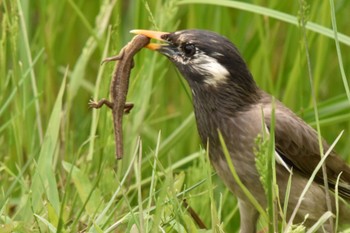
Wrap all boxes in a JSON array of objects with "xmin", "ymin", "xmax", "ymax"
[{"xmin": 130, "ymin": 29, "xmax": 176, "ymax": 58}]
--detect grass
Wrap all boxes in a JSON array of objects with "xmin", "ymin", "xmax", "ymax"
[{"xmin": 1, "ymin": 0, "xmax": 350, "ymax": 232}]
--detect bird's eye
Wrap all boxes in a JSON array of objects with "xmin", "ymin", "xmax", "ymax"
[{"xmin": 182, "ymin": 44, "xmax": 196, "ymax": 57}]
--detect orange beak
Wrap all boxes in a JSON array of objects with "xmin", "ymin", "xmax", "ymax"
[{"xmin": 130, "ymin": 29, "xmax": 169, "ymax": 50}]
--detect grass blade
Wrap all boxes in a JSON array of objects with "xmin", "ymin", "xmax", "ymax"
[
  {"xmin": 30, "ymin": 70, "xmax": 67, "ymax": 215},
  {"xmin": 178, "ymin": 0, "xmax": 350, "ymax": 46}
]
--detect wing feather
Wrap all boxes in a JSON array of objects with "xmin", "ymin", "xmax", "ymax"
[{"xmin": 261, "ymin": 95, "xmax": 350, "ymax": 198}]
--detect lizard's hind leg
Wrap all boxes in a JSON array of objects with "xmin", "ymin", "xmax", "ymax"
[{"xmin": 89, "ymin": 98, "xmax": 113, "ymax": 109}]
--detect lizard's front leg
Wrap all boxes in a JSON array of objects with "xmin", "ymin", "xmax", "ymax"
[{"xmin": 101, "ymin": 49, "xmax": 125, "ymax": 64}]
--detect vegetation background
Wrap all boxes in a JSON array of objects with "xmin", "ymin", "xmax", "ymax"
[{"xmin": 1, "ymin": 0, "xmax": 350, "ymax": 232}]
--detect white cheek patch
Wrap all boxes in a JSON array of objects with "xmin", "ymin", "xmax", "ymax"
[
  {"xmin": 211, "ymin": 52, "xmax": 225, "ymax": 57},
  {"xmin": 192, "ymin": 53, "xmax": 229, "ymax": 87}
]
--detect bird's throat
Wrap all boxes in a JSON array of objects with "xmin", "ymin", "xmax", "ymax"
[{"xmin": 190, "ymin": 77, "xmax": 260, "ymax": 115}]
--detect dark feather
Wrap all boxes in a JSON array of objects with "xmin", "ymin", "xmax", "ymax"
[{"xmin": 261, "ymin": 93, "xmax": 350, "ymax": 198}]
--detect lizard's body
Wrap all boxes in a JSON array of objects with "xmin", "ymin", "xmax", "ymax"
[{"xmin": 89, "ymin": 35, "xmax": 150, "ymax": 159}]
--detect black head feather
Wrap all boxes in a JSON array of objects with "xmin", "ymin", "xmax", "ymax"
[{"xmin": 157, "ymin": 29, "xmax": 260, "ymax": 111}]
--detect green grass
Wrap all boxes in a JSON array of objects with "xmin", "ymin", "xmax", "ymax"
[{"xmin": 1, "ymin": 0, "xmax": 350, "ymax": 232}]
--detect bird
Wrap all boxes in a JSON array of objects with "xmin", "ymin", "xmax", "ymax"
[{"xmin": 131, "ymin": 29, "xmax": 350, "ymax": 232}]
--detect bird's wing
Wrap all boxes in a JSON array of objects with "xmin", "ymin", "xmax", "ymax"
[{"xmin": 263, "ymin": 100, "xmax": 350, "ymax": 198}]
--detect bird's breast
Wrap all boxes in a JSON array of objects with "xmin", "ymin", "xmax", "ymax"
[
  {"xmin": 192, "ymin": 99, "xmax": 264, "ymax": 155},
  {"xmin": 193, "ymin": 101, "xmax": 266, "ymax": 199}
]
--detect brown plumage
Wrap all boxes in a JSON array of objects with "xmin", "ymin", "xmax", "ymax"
[{"xmin": 132, "ymin": 29, "xmax": 350, "ymax": 232}]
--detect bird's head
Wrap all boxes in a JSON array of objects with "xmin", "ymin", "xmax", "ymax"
[{"xmin": 131, "ymin": 29, "xmax": 260, "ymax": 109}]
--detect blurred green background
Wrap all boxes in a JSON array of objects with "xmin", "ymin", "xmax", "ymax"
[{"xmin": 1, "ymin": 0, "xmax": 350, "ymax": 232}]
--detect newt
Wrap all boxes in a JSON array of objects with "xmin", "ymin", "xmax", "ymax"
[{"xmin": 89, "ymin": 34, "xmax": 150, "ymax": 159}]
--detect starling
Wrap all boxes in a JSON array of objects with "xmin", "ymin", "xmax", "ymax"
[{"xmin": 132, "ymin": 29, "xmax": 350, "ymax": 232}]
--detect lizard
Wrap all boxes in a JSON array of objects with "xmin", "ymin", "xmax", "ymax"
[{"xmin": 89, "ymin": 34, "xmax": 150, "ymax": 159}]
